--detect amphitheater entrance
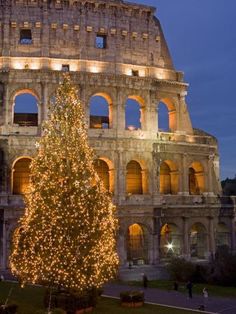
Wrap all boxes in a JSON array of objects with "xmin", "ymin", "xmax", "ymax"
[
  {"xmin": 127, "ymin": 224, "xmax": 148, "ymax": 265},
  {"xmin": 190, "ymin": 223, "xmax": 207, "ymax": 259},
  {"xmin": 216, "ymin": 223, "xmax": 230, "ymax": 249},
  {"xmin": 160, "ymin": 223, "xmax": 181, "ymax": 258}
]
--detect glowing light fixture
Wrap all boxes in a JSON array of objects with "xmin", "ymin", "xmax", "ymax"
[{"xmin": 165, "ymin": 242, "xmax": 174, "ymax": 251}]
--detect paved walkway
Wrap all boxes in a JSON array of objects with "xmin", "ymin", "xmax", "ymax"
[{"xmin": 103, "ymin": 283, "xmax": 236, "ymax": 314}]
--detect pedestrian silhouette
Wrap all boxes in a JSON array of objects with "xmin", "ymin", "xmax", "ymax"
[
  {"xmin": 186, "ymin": 281, "xmax": 193, "ymax": 298},
  {"xmin": 142, "ymin": 274, "xmax": 148, "ymax": 288}
]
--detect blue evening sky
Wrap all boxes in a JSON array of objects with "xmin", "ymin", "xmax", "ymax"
[{"xmin": 133, "ymin": 0, "xmax": 236, "ymax": 180}]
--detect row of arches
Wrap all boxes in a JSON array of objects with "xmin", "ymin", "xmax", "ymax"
[
  {"xmin": 128, "ymin": 222, "xmax": 231, "ymax": 263},
  {"xmin": 12, "ymin": 157, "xmax": 205, "ymax": 195},
  {"xmin": 12, "ymin": 91, "xmax": 175, "ymax": 131}
]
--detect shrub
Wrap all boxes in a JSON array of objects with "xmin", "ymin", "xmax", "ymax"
[
  {"xmin": 0, "ymin": 304, "xmax": 18, "ymax": 314},
  {"xmin": 167, "ymin": 258, "xmax": 195, "ymax": 282},
  {"xmin": 120, "ymin": 291, "xmax": 144, "ymax": 303},
  {"xmin": 208, "ymin": 246, "xmax": 236, "ymax": 286},
  {"xmin": 51, "ymin": 308, "xmax": 66, "ymax": 314}
]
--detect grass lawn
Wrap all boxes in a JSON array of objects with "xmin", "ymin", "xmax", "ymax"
[
  {"xmin": 0, "ymin": 281, "xmax": 196, "ymax": 314},
  {"xmin": 126, "ymin": 279, "xmax": 236, "ymax": 298},
  {"xmin": 94, "ymin": 297, "xmax": 195, "ymax": 314}
]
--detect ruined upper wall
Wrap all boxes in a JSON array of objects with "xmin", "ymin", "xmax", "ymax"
[{"xmin": 0, "ymin": 0, "xmax": 174, "ymax": 69}]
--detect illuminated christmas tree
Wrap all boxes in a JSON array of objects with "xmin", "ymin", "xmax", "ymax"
[{"xmin": 10, "ymin": 75, "xmax": 119, "ymax": 292}]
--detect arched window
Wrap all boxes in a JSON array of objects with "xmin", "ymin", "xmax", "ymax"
[
  {"xmin": 189, "ymin": 162, "xmax": 205, "ymax": 195},
  {"xmin": 126, "ymin": 161, "xmax": 143, "ymax": 194},
  {"xmin": 157, "ymin": 98, "xmax": 176, "ymax": 132},
  {"xmin": 190, "ymin": 223, "xmax": 207, "ymax": 259},
  {"xmin": 125, "ymin": 96, "xmax": 144, "ymax": 130},
  {"xmin": 89, "ymin": 94, "xmax": 111, "ymax": 129},
  {"xmin": 12, "ymin": 158, "xmax": 31, "ymax": 194},
  {"xmin": 160, "ymin": 160, "xmax": 179, "ymax": 194},
  {"xmin": 160, "ymin": 162, "xmax": 171, "ymax": 194},
  {"xmin": 158, "ymin": 102, "xmax": 169, "ymax": 132},
  {"xmin": 216, "ymin": 223, "xmax": 230, "ymax": 249},
  {"xmin": 127, "ymin": 224, "xmax": 148, "ymax": 264},
  {"xmin": 13, "ymin": 92, "xmax": 38, "ymax": 126},
  {"xmin": 94, "ymin": 159, "xmax": 110, "ymax": 191},
  {"xmin": 160, "ymin": 223, "xmax": 181, "ymax": 258}
]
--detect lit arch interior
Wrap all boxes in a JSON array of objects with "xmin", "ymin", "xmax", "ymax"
[
  {"xmin": 189, "ymin": 161, "xmax": 205, "ymax": 195},
  {"xmin": 89, "ymin": 93, "xmax": 112, "ymax": 129},
  {"xmin": 160, "ymin": 223, "xmax": 181, "ymax": 257},
  {"xmin": 13, "ymin": 91, "xmax": 38, "ymax": 126},
  {"xmin": 94, "ymin": 158, "xmax": 114, "ymax": 193},
  {"xmin": 190, "ymin": 223, "xmax": 207, "ymax": 259},
  {"xmin": 160, "ymin": 160, "xmax": 179, "ymax": 194},
  {"xmin": 126, "ymin": 160, "xmax": 143, "ymax": 194},
  {"xmin": 12, "ymin": 157, "xmax": 32, "ymax": 194},
  {"xmin": 216, "ymin": 223, "xmax": 230, "ymax": 248},
  {"xmin": 127, "ymin": 223, "xmax": 148, "ymax": 263}
]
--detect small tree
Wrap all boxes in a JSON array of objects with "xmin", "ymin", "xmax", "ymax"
[{"xmin": 10, "ymin": 75, "xmax": 119, "ymax": 293}]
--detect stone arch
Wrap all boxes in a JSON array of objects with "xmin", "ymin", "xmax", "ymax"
[
  {"xmin": 13, "ymin": 89, "xmax": 39, "ymax": 126},
  {"xmin": 126, "ymin": 159, "xmax": 148, "ymax": 194},
  {"xmin": 94, "ymin": 157, "xmax": 114, "ymax": 193},
  {"xmin": 125, "ymin": 95, "xmax": 145, "ymax": 130},
  {"xmin": 190, "ymin": 222, "xmax": 207, "ymax": 259},
  {"xmin": 160, "ymin": 223, "xmax": 181, "ymax": 258},
  {"xmin": 216, "ymin": 222, "xmax": 230, "ymax": 249},
  {"xmin": 89, "ymin": 93, "xmax": 113, "ymax": 129},
  {"xmin": 12, "ymin": 156, "xmax": 32, "ymax": 195},
  {"xmin": 127, "ymin": 223, "xmax": 149, "ymax": 264},
  {"xmin": 189, "ymin": 161, "xmax": 205, "ymax": 195},
  {"xmin": 157, "ymin": 98, "xmax": 177, "ymax": 132},
  {"xmin": 160, "ymin": 160, "xmax": 179, "ymax": 194}
]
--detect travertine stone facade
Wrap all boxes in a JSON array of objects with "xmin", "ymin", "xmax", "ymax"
[{"xmin": 0, "ymin": 0, "xmax": 235, "ymax": 270}]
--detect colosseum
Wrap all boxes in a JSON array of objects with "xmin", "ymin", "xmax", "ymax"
[{"xmin": 0, "ymin": 0, "xmax": 235, "ymax": 274}]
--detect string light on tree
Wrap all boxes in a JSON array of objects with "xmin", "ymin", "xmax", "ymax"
[{"xmin": 10, "ymin": 75, "xmax": 119, "ymax": 292}]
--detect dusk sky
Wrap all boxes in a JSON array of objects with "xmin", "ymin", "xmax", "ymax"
[{"xmin": 133, "ymin": 0, "xmax": 236, "ymax": 180}]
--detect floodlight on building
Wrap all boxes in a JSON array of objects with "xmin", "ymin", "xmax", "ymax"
[{"xmin": 165, "ymin": 242, "xmax": 174, "ymax": 251}]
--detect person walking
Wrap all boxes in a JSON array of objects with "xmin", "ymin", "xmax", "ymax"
[
  {"xmin": 174, "ymin": 281, "xmax": 179, "ymax": 291},
  {"xmin": 203, "ymin": 287, "xmax": 209, "ymax": 304},
  {"xmin": 186, "ymin": 281, "xmax": 193, "ymax": 299},
  {"xmin": 142, "ymin": 274, "xmax": 148, "ymax": 288}
]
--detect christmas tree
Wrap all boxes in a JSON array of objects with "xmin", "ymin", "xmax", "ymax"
[{"xmin": 10, "ymin": 75, "xmax": 119, "ymax": 292}]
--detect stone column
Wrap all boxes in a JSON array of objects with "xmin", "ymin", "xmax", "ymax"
[
  {"xmin": 116, "ymin": 89, "xmax": 125, "ymax": 131},
  {"xmin": 111, "ymin": 103, "xmax": 117, "ymax": 130},
  {"xmin": 117, "ymin": 231, "xmax": 127, "ymax": 266},
  {"xmin": 4, "ymin": 83, "xmax": 10, "ymax": 125},
  {"xmin": 179, "ymin": 154, "xmax": 189, "ymax": 195},
  {"xmin": 231, "ymin": 218, "xmax": 236, "ymax": 253},
  {"xmin": 41, "ymin": 82, "xmax": 49, "ymax": 121},
  {"xmin": 2, "ymin": 5, "xmax": 10, "ymax": 56},
  {"xmin": 183, "ymin": 217, "xmax": 190, "ymax": 258},
  {"xmin": 207, "ymin": 155, "xmax": 214, "ymax": 195},
  {"xmin": 208, "ymin": 217, "xmax": 216, "ymax": 257},
  {"xmin": 116, "ymin": 152, "xmax": 126, "ymax": 201},
  {"xmin": 41, "ymin": 3, "xmax": 50, "ymax": 58},
  {"xmin": 146, "ymin": 104, "xmax": 157, "ymax": 133},
  {"xmin": 151, "ymin": 233, "xmax": 159, "ymax": 264},
  {"xmin": 2, "ymin": 219, "xmax": 7, "ymax": 270}
]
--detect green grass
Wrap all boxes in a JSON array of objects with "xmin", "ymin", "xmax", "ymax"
[
  {"xmin": 0, "ymin": 281, "xmax": 46, "ymax": 313},
  {"xmin": 126, "ymin": 279, "xmax": 236, "ymax": 298},
  {"xmin": 0, "ymin": 281, "xmax": 196, "ymax": 314},
  {"xmin": 94, "ymin": 297, "xmax": 195, "ymax": 314}
]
